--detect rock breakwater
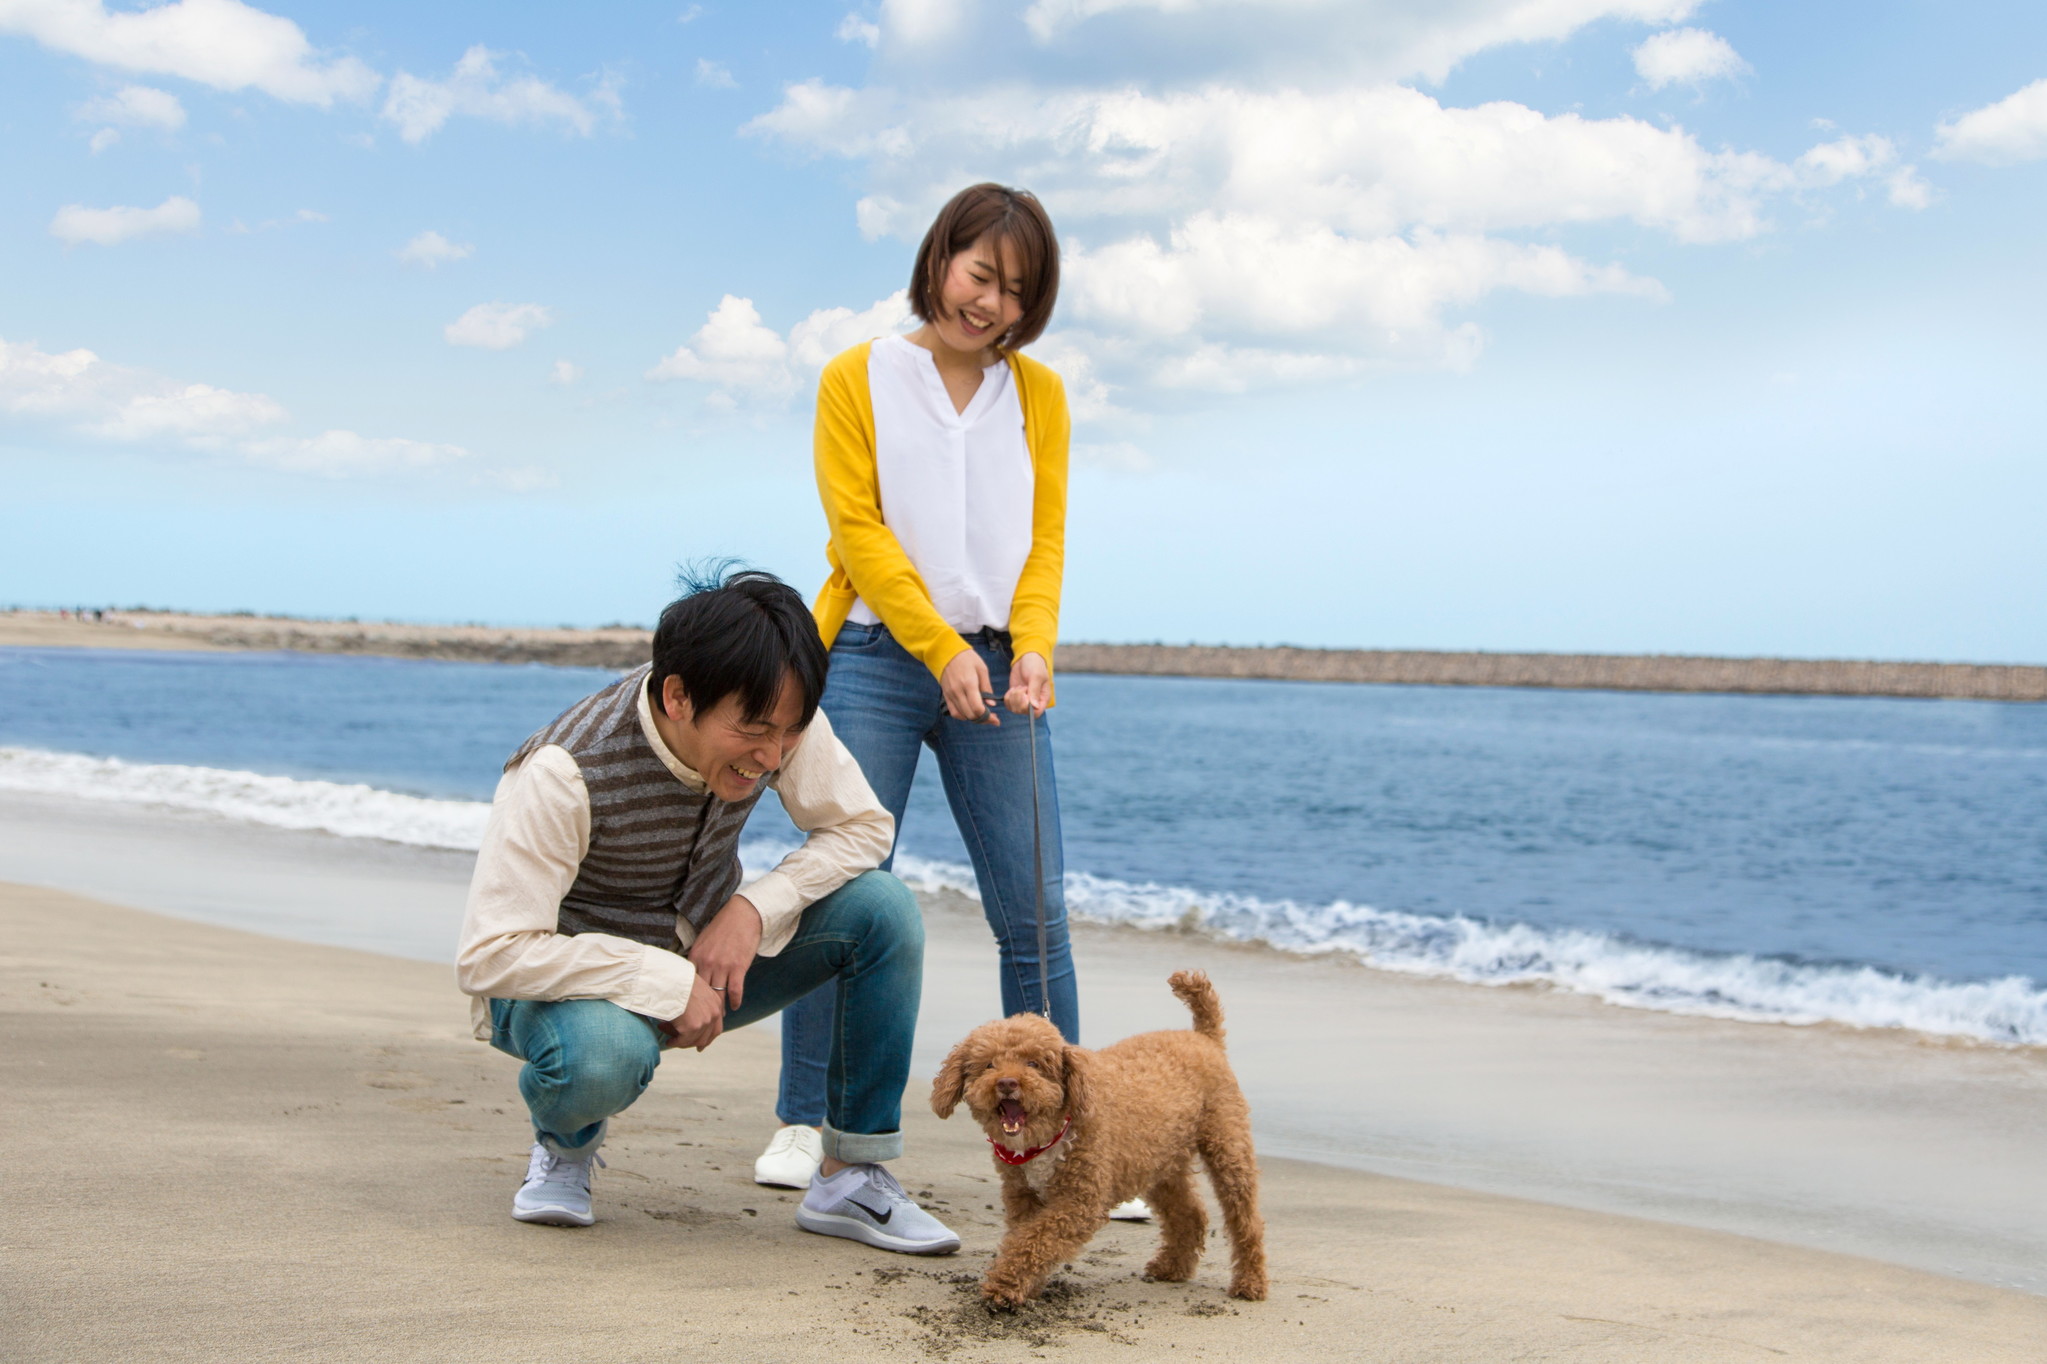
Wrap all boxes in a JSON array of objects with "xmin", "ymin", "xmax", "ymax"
[
  {"xmin": 1056, "ymin": 643, "xmax": 2047, "ymax": 702},
  {"xmin": 9, "ymin": 611, "xmax": 2041, "ymax": 700}
]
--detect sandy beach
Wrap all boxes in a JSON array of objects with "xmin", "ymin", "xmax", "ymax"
[{"xmin": 3, "ymin": 796, "xmax": 2044, "ymax": 1361}]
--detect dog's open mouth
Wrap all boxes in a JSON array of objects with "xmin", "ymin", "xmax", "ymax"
[{"xmin": 998, "ymin": 1098, "xmax": 1027, "ymax": 1135}]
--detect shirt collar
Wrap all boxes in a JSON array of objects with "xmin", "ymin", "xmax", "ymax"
[{"xmin": 635, "ymin": 672, "xmax": 709, "ymax": 794}]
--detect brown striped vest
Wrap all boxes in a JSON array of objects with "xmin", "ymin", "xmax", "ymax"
[{"xmin": 504, "ymin": 664, "xmax": 766, "ymax": 952}]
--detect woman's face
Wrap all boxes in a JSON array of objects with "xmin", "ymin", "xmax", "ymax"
[{"xmin": 930, "ymin": 233, "xmax": 1026, "ymax": 356}]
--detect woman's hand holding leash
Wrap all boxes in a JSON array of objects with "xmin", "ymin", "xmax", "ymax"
[
  {"xmin": 942, "ymin": 648, "xmax": 1001, "ymax": 723},
  {"xmin": 1005, "ymin": 651, "xmax": 1051, "ymax": 716},
  {"xmin": 944, "ymin": 647, "xmax": 1051, "ymax": 723}
]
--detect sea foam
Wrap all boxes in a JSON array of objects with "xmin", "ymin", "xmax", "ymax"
[
  {"xmin": 5, "ymin": 745, "xmax": 2040, "ymax": 1047},
  {"xmin": 0, "ymin": 746, "xmax": 492, "ymax": 850},
  {"xmin": 808, "ymin": 849, "xmax": 2047, "ymax": 1048}
]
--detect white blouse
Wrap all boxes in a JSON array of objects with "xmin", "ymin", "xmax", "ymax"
[{"xmin": 848, "ymin": 334, "xmax": 1035, "ymax": 636}]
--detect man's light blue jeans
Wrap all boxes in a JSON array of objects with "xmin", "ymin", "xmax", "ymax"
[
  {"xmin": 777, "ymin": 622, "xmax": 1079, "ymax": 1128},
  {"xmin": 490, "ymin": 869, "xmax": 922, "ymax": 1163}
]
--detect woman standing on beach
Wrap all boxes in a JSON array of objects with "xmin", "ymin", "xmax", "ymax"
[{"xmin": 755, "ymin": 183, "xmax": 1085, "ymax": 1192}]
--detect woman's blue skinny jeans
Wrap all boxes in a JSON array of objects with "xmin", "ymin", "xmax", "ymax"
[{"xmin": 776, "ymin": 622, "xmax": 1079, "ymax": 1127}]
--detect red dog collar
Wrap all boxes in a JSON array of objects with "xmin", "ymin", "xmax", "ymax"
[{"xmin": 989, "ymin": 1114, "xmax": 1071, "ymax": 1165}]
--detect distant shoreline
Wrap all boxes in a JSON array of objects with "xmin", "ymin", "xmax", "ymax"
[{"xmin": 5, "ymin": 609, "xmax": 2042, "ymax": 701}]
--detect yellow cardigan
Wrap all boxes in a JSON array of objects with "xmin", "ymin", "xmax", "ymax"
[{"xmin": 811, "ymin": 339, "xmax": 1070, "ymax": 685}]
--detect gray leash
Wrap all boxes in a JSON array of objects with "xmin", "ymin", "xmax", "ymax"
[
  {"xmin": 1028, "ymin": 704, "xmax": 1050, "ymax": 1021},
  {"xmin": 985, "ymin": 688, "xmax": 1053, "ymax": 1023}
]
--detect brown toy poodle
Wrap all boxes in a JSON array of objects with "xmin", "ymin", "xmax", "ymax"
[{"xmin": 930, "ymin": 970, "xmax": 1268, "ymax": 1308}]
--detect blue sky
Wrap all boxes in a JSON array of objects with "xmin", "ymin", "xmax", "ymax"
[{"xmin": 2, "ymin": 0, "xmax": 2042, "ymax": 661}]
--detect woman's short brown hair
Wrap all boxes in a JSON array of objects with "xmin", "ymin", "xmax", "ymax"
[{"xmin": 908, "ymin": 184, "xmax": 1060, "ymax": 351}]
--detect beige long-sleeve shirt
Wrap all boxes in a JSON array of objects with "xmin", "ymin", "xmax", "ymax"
[{"xmin": 455, "ymin": 682, "xmax": 893, "ymax": 1040}]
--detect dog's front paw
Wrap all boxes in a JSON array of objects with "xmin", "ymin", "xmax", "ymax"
[
  {"xmin": 1228, "ymin": 1270, "xmax": 1269, "ymax": 1301},
  {"xmin": 979, "ymin": 1272, "xmax": 1033, "ymax": 1311},
  {"xmin": 1143, "ymin": 1252, "xmax": 1198, "ymax": 1283}
]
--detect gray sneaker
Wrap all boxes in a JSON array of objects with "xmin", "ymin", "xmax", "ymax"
[
  {"xmin": 796, "ymin": 1164, "xmax": 961, "ymax": 1255},
  {"xmin": 512, "ymin": 1142, "xmax": 605, "ymax": 1227}
]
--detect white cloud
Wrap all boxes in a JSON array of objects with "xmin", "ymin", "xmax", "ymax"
[
  {"xmin": 241, "ymin": 430, "xmax": 470, "ymax": 475},
  {"xmin": 738, "ymin": 5, "xmax": 1922, "ymax": 408},
  {"xmin": 1795, "ymin": 133, "xmax": 1894, "ymax": 186},
  {"xmin": 95, "ymin": 383, "xmax": 286, "ymax": 439},
  {"xmin": 936, "ymin": 0, "xmax": 1701, "ymax": 84},
  {"xmin": 1933, "ymin": 78, "xmax": 2047, "ymax": 166},
  {"xmin": 2, "ymin": 334, "xmax": 473, "ymax": 477},
  {"xmin": 676, "ymin": 4, "xmax": 705, "ymax": 22},
  {"xmin": 396, "ymin": 229, "xmax": 473, "ymax": 267},
  {"xmin": 1791, "ymin": 135, "xmax": 1933, "ymax": 211},
  {"xmin": 88, "ymin": 127, "xmax": 118, "ymax": 153},
  {"xmin": 880, "ymin": 0, "xmax": 967, "ymax": 45},
  {"xmin": 1148, "ymin": 339, "xmax": 1381, "ymax": 389},
  {"xmin": 382, "ymin": 45, "xmax": 605, "ymax": 144},
  {"xmin": 695, "ymin": 57, "xmax": 736, "ymax": 89},
  {"xmin": 748, "ymin": 83, "xmax": 1795, "ymax": 245},
  {"xmin": 0, "ymin": 0, "xmax": 376, "ymax": 105},
  {"xmin": 789, "ymin": 291, "xmax": 916, "ymax": 368},
  {"xmin": 49, "ymin": 194, "xmax": 200, "ymax": 246},
  {"xmin": 444, "ymin": 302, "xmax": 554, "ymax": 350},
  {"xmin": 836, "ymin": 12, "xmax": 882, "ymax": 46},
  {"xmin": 1058, "ymin": 215, "xmax": 1662, "ymax": 380},
  {"xmin": 854, "ymin": 194, "xmax": 904, "ymax": 240},
  {"xmin": 1018, "ymin": 332, "xmax": 1120, "ymax": 422},
  {"xmin": 649, "ymin": 291, "xmax": 912, "ymax": 402},
  {"xmin": 1, "ymin": 333, "xmax": 283, "ymax": 441},
  {"xmin": 549, "ymin": 359, "xmax": 583, "ymax": 385},
  {"xmin": 75, "ymin": 83, "xmax": 186, "ymax": 132},
  {"xmin": 749, "ymin": 79, "xmax": 869, "ymax": 153},
  {"xmin": 1081, "ymin": 216, "xmax": 1667, "ymax": 334},
  {"xmin": 1632, "ymin": 27, "xmax": 1749, "ymax": 90},
  {"xmin": 1885, "ymin": 166, "xmax": 1935, "ymax": 210},
  {"xmin": 648, "ymin": 295, "xmax": 797, "ymax": 398},
  {"xmin": 749, "ymin": 73, "xmax": 1924, "ymax": 392},
  {"xmin": 1022, "ymin": 0, "xmax": 1211, "ymax": 40}
]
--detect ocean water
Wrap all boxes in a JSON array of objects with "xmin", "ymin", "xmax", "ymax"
[{"xmin": 2, "ymin": 644, "xmax": 2042, "ymax": 1045}]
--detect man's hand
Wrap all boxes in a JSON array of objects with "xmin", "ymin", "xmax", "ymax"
[
  {"xmin": 668, "ymin": 895, "xmax": 762, "ymax": 1050},
  {"xmin": 941, "ymin": 648, "xmax": 998, "ymax": 724},
  {"xmin": 1004, "ymin": 652, "xmax": 1052, "ymax": 716},
  {"xmin": 687, "ymin": 893, "xmax": 763, "ymax": 1010},
  {"xmin": 665, "ymin": 973, "xmax": 728, "ymax": 1051}
]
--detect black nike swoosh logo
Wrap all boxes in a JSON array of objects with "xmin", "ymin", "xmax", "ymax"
[{"xmin": 846, "ymin": 1197, "xmax": 892, "ymax": 1225}]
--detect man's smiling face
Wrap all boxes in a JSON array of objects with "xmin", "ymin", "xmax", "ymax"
[{"xmin": 659, "ymin": 671, "xmax": 807, "ymax": 801}]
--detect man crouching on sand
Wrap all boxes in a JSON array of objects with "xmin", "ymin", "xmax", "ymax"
[{"xmin": 455, "ymin": 566, "xmax": 959, "ymax": 1254}]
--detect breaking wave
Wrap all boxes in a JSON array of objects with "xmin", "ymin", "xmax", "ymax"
[
  {"xmin": 5, "ymin": 745, "xmax": 2039, "ymax": 1047},
  {"xmin": 860, "ymin": 852, "xmax": 2047, "ymax": 1048},
  {"xmin": 0, "ymin": 746, "xmax": 491, "ymax": 850}
]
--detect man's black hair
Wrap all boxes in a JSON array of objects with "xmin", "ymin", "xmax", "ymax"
[{"xmin": 648, "ymin": 562, "xmax": 828, "ymax": 728}]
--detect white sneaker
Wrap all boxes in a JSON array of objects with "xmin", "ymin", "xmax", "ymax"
[
  {"xmin": 754, "ymin": 1124, "xmax": 825, "ymax": 1188},
  {"xmin": 796, "ymin": 1164, "xmax": 961, "ymax": 1255},
  {"xmin": 512, "ymin": 1142, "xmax": 604, "ymax": 1226},
  {"xmin": 1109, "ymin": 1198, "xmax": 1152, "ymax": 1221}
]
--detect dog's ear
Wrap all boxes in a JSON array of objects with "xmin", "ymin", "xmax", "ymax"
[
  {"xmin": 1059, "ymin": 1045, "xmax": 1093, "ymax": 1125},
  {"xmin": 930, "ymin": 1041, "xmax": 971, "ymax": 1119}
]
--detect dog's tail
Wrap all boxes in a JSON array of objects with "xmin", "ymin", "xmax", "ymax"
[{"xmin": 1169, "ymin": 970, "xmax": 1226, "ymax": 1044}]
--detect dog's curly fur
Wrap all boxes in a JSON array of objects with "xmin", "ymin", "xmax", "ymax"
[{"xmin": 930, "ymin": 970, "xmax": 1268, "ymax": 1308}]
